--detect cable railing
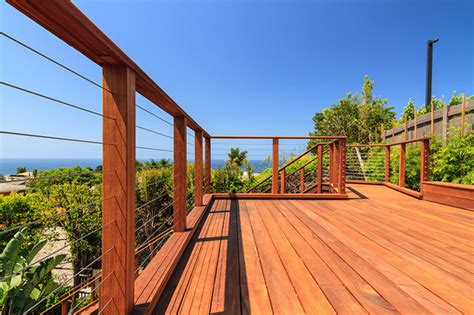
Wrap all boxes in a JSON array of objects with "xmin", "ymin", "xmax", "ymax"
[
  {"xmin": 347, "ymin": 138, "xmax": 430, "ymax": 196},
  {"xmin": 1, "ymin": 8, "xmax": 207, "ymax": 313}
]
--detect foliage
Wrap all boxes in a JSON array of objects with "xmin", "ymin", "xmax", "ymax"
[
  {"xmin": 397, "ymin": 92, "xmax": 473, "ymax": 125},
  {"xmin": 309, "ymin": 75, "xmax": 396, "ymax": 145},
  {"xmin": 431, "ymin": 132, "xmax": 474, "ymax": 185},
  {"xmin": 211, "ymin": 148, "xmax": 252, "ymax": 193},
  {"xmin": 0, "ymin": 193, "xmax": 41, "ymax": 249},
  {"xmin": 15, "ymin": 168, "xmax": 26, "ymax": 175},
  {"xmin": 0, "ymin": 228, "xmax": 65, "ymax": 314}
]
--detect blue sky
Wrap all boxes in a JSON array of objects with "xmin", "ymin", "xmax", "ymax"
[{"xmin": 1, "ymin": 0, "xmax": 472, "ymax": 162}]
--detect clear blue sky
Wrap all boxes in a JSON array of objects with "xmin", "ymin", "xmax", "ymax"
[{"xmin": 1, "ymin": 0, "xmax": 472, "ymax": 161}]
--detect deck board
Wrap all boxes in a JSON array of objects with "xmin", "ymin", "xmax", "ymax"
[{"xmin": 155, "ymin": 184, "xmax": 474, "ymax": 314}]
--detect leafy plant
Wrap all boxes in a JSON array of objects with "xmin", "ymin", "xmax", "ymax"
[
  {"xmin": 431, "ymin": 132, "xmax": 474, "ymax": 185},
  {"xmin": 0, "ymin": 228, "xmax": 65, "ymax": 314}
]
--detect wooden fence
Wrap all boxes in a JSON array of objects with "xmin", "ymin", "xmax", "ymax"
[{"xmin": 383, "ymin": 98, "xmax": 473, "ymax": 145}]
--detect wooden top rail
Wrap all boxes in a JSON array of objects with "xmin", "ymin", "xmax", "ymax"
[
  {"xmin": 210, "ymin": 135, "xmax": 347, "ymax": 139},
  {"xmin": 388, "ymin": 137, "xmax": 430, "ymax": 146},
  {"xmin": 348, "ymin": 137, "xmax": 431, "ymax": 148},
  {"xmin": 7, "ymin": 0, "xmax": 209, "ymax": 137}
]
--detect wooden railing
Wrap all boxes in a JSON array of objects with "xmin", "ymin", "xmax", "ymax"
[
  {"xmin": 4, "ymin": 1, "xmax": 209, "ymax": 314},
  {"xmin": 347, "ymin": 138, "xmax": 430, "ymax": 198},
  {"xmin": 209, "ymin": 136, "xmax": 347, "ymax": 197}
]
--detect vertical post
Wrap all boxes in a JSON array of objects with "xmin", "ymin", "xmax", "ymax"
[
  {"xmin": 272, "ymin": 138, "xmax": 279, "ymax": 194},
  {"xmin": 338, "ymin": 139, "xmax": 346, "ymax": 194},
  {"xmin": 204, "ymin": 137, "xmax": 211, "ymax": 194},
  {"xmin": 430, "ymin": 100, "xmax": 435, "ymax": 137},
  {"xmin": 381, "ymin": 123, "xmax": 385, "ymax": 143},
  {"xmin": 300, "ymin": 168, "xmax": 305, "ymax": 193},
  {"xmin": 61, "ymin": 300, "xmax": 68, "ymax": 315},
  {"xmin": 328, "ymin": 143, "xmax": 334, "ymax": 185},
  {"xmin": 425, "ymin": 39, "xmax": 438, "ymax": 110},
  {"xmin": 461, "ymin": 94, "xmax": 466, "ymax": 137},
  {"xmin": 399, "ymin": 143, "xmax": 406, "ymax": 187},
  {"xmin": 442, "ymin": 104, "xmax": 448, "ymax": 146},
  {"xmin": 384, "ymin": 146, "xmax": 390, "ymax": 182},
  {"xmin": 174, "ymin": 116, "xmax": 187, "ymax": 232},
  {"xmin": 391, "ymin": 122, "xmax": 395, "ymax": 144},
  {"xmin": 194, "ymin": 130, "xmax": 203, "ymax": 206},
  {"xmin": 414, "ymin": 106, "xmax": 417, "ymax": 139},
  {"xmin": 317, "ymin": 144, "xmax": 323, "ymax": 193},
  {"xmin": 333, "ymin": 141, "xmax": 339, "ymax": 187},
  {"xmin": 404, "ymin": 115, "xmax": 408, "ymax": 140},
  {"xmin": 420, "ymin": 139, "xmax": 430, "ymax": 186},
  {"xmin": 280, "ymin": 169, "xmax": 286, "ymax": 194},
  {"xmin": 102, "ymin": 65, "xmax": 136, "ymax": 314}
]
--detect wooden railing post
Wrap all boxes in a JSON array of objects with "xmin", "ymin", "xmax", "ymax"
[
  {"xmin": 102, "ymin": 65, "xmax": 136, "ymax": 314},
  {"xmin": 338, "ymin": 139, "xmax": 346, "ymax": 194},
  {"xmin": 194, "ymin": 129, "xmax": 203, "ymax": 206},
  {"xmin": 300, "ymin": 168, "xmax": 305, "ymax": 193},
  {"xmin": 421, "ymin": 139, "xmax": 430, "ymax": 185},
  {"xmin": 174, "ymin": 116, "xmax": 187, "ymax": 232},
  {"xmin": 328, "ymin": 143, "xmax": 334, "ymax": 185},
  {"xmin": 317, "ymin": 144, "xmax": 323, "ymax": 193},
  {"xmin": 205, "ymin": 137, "xmax": 211, "ymax": 194},
  {"xmin": 280, "ymin": 169, "xmax": 286, "ymax": 194},
  {"xmin": 272, "ymin": 138, "xmax": 279, "ymax": 194},
  {"xmin": 333, "ymin": 141, "xmax": 339, "ymax": 187},
  {"xmin": 461, "ymin": 94, "xmax": 466, "ymax": 137},
  {"xmin": 384, "ymin": 145, "xmax": 390, "ymax": 182},
  {"xmin": 399, "ymin": 143, "xmax": 406, "ymax": 187}
]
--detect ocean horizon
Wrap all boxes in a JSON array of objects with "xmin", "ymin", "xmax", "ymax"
[{"xmin": 0, "ymin": 158, "xmax": 272, "ymax": 175}]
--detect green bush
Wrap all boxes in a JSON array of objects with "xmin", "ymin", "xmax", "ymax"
[{"xmin": 431, "ymin": 133, "xmax": 474, "ymax": 184}]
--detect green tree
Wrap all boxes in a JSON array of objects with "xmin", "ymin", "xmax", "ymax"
[
  {"xmin": 309, "ymin": 75, "xmax": 396, "ymax": 145},
  {"xmin": 227, "ymin": 148, "xmax": 248, "ymax": 168},
  {"xmin": 16, "ymin": 167, "xmax": 26, "ymax": 175},
  {"xmin": 0, "ymin": 228, "xmax": 65, "ymax": 314}
]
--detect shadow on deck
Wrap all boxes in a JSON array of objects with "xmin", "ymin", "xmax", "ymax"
[{"xmin": 152, "ymin": 184, "xmax": 474, "ymax": 314}]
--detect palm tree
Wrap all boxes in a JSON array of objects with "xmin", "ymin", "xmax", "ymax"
[{"xmin": 227, "ymin": 148, "xmax": 248, "ymax": 168}]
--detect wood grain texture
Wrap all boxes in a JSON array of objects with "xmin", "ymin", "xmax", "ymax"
[
  {"xmin": 422, "ymin": 182, "xmax": 474, "ymax": 210},
  {"xmin": 272, "ymin": 138, "xmax": 279, "ymax": 194},
  {"xmin": 154, "ymin": 184, "xmax": 473, "ymax": 314},
  {"xmin": 194, "ymin": 130, "xmax": 203, "ymax": 206},
  {"xmin": 317, "ymin": 144, "xmax": 323, "ymax": 193},
  {"xmin": 205, "ymin": 137, "xmax": 211, "ymax": 194},
  {"xmin": 174, "ymin": 116, "xmax": 187, "ymax": 232},
  {"xmin": 102, "ymin": 65, "xmax": 136, "ymax": 314},
  {"xmin": 399, "ymin": 143, "xmax": 406, "ymax": 187}
]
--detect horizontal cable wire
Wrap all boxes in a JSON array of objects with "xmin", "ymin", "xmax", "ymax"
[
  {"xmin": 136, "ymin": 191, "xmax": 171, "ymax": 211},
  {"xmin": 136, "ymin": 125, "xmax": 172, "ymax": 139},
  {"xmin": 136, "ymin": 145, "xmax": 173, "ymax": 152},
  {"xmin": 0, "ymin": 32, "xmax": 111, "ymax": 93},
  {"xmin": 135, "ymin": 231, "xmax": 171, "ymax": 272},
  {"xmin": 1, "ymin": 82, "xmax": 112, "ymax": 119},
  {"xmin": 0, "ymin": 196, "xmax": 112, "ymax": 236},
  {"xmin": 136, "ymin": 104, "xmax": 173, "ymax": 126},
  {"xmin": 1, "ymin": 220, "xmax": 115, "ymax": 284},
  {"xmin": 24, "ymin": 246, "xmax": 114, "ymax": 314},
  {"xmin": 0, "ymin": 131, "xmax": 105, "ymax": 145},
  {"xmin": 135, "ymin": 223, "xmax": 172, "ymax": 254},
  {"xmin": 135, "ymin": 203, "xmax": 173, "ymax": 232},
  {"xmin": 0, "ymin": 169, "xmax": 110, "ymax": 184},
  {"xmin": 68, "ymin": 272, "xmax": 114, "ymax": 314}
]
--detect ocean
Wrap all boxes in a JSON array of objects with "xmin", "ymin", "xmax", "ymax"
[{"xmin": 0, "ymin": 158, "xmax": 271, "ymax": 175}]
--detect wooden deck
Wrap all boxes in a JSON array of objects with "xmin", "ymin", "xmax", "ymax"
[{"xmin": 155, "ymin": 184, "xmax": 474, "ymax": 314}]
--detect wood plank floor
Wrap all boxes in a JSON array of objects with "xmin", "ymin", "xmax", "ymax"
[{"xmin": 155, "ymin": 184, "xmax": 474, "ymax": 314}]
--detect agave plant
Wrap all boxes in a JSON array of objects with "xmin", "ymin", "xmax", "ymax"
[{"xmin": 0, "ymin": 228, "xmax": 65, "ymax": 314}]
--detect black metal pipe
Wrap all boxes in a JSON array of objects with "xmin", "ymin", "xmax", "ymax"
[{"xmin": 425, "ymin": 39, "xmax": 439, "ymax": 109}]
